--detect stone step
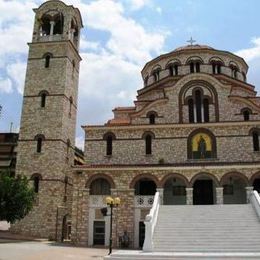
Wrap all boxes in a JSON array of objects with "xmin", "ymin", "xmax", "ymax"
[{"xmin": 105, "ymin": 251, "xmax": 260, "ymax": 260}]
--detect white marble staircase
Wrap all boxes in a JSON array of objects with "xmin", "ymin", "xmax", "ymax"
[
  {"xmin": 153, "ymin": 204, "xmax": 260, "ymax": 252},
  {"xmin": 105, "ymin": 191, "xmax": 260, "ymax": 260}
]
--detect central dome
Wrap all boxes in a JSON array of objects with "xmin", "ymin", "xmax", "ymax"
[{"xmin": 173, "ymin": 44, "xmax": 214, "ymax": 52}]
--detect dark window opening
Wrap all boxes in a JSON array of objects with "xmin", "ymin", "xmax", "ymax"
[
  {"xmin": 217, "ymin": 64, "xmax": 221, "ymax": 74},
  {"xmin": 195, "ymin": 90, "xmax": 202, "ymax": 123},
  {"xmin": 144, "ymin": 77, "xmax": 148, "ymax": 86},
  {"xmin": 106, "ymin": 136, "xmax": 113, "ymax": 156},
  {"xmin": 45, "ymin": 55, "xmax": 50, "ymax": 68},
  {"xmin": 253, "ymin": 179, "xmax": 260, "ymax": 193},
  {"xmin": 41, "ymin": 93, "xmax": 46, "ymax": 108},
  {"xmin": 33, "ymin": 176, "xmax": 40, "ymax": 193},
  {"xmin": 190, "ymin": 62, "xmax": 194, "ymax": 73},
  {"xmin": 203, "ymin": 98, "xmax": 209, "ymax": 122},
  {"xmin": 243, "ymin": 110, "xmax": 250, "ymax": 121},
  {"xmin": 169, "ymin": 66, "xmax": 173, "ymax": 76},
  {"xmin": 37, "ymin": 138, "xmax": 42, "ymax": 153},
  {"xmin": 174, "ymin": 64, "xmax": 178, "ymax": 75},
  {"xmin": 253, "ymin": 132, "xmax": 260, "ymax": 151},
  {"xmin": 195, "ymin": 62, "xmax": 200, "ymax": 73},
  {"xmin": 41, "ymin": 17, "xmax": 51, "ymax": 35},
  {"xmin": 149, "ymin": 114, "xmax": 155, "ymax": 124},
  {"xmin": 188, "ymin": 98, "xmax": 194, "ymax": 123},
  {"xmin": 53, "ymin": 15, "xmax": 64, "ymax": 35},
  {"xmin": 134, "ymin": 179, "xmax": 156, "ymax": 195},
  {"xmin": 145, "ymin": 135, "xmax": 152, "ymax": 155},
  {"xmin": 212, "ymin": 64, "xmax": 216, "ymax": 74}
]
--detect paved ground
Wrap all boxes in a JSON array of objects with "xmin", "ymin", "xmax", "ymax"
[{"xmin": 0, "ymin": 239, "xmax": 108, "ymax": 260}]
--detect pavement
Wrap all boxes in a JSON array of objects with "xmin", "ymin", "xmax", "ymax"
[{"xmin": 0, "ymin": 230, "xmax": 108, "ymax": 260}]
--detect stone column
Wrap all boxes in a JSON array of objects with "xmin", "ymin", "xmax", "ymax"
[
  {"xmin": 50, "ymin": 21, "xmax": 55, "ymax": 38},
  {"xmin": 186, "ymin": 187, "xmax": 193, "ymax": 205},
  {"xmin": 216, "ymin": 187, "xmax": 223, "ymax": 204},
  {"xmin": 246, "ymin": 186, "xmax": 254, "ymax": 203},
  {"xmin": 156, "ymin": 188, "xmax": 164, "ymax": 205}
]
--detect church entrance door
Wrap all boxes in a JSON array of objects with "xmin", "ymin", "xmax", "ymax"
[{"xmin": 193, "ymin": 180, "xmax": 213, "ymax": 205}]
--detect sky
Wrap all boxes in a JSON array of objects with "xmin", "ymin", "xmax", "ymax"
[{"xmin": 0, "ymin": 0, "xmax": 260, "ymax": 150}]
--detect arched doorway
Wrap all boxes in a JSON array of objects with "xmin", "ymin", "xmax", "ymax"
[
  {"xmin": 221, "ymin": 173, "xmax": 247, "ymax": 204},
  {"xmin": 192, "ymin": 173, "xmax": 218, "ymax": 205},
  {"xmin": 163, "ymin": 176, "xmax": 187, "ymax": 205}
]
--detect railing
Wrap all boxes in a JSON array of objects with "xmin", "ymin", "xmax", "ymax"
[
  {"xmin": 143, "ymin": 192, "xmax": 160, "ymax": 252},
  {"xmin": 134, "ymin": 195, "xmax": 154, "ymax": 208},
  {"xmin": 250, "ymin": 190, "xmax": 260, "ymax": 220}
]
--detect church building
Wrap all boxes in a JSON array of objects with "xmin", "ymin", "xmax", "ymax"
[{"xmin": 11, "ymin": 0, "xmax": 260, "ymax": 250}]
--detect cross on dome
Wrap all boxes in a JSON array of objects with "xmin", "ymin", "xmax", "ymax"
[{"xmin": 187, "ymin": 37, "xmax": 196, "ymax": 46}]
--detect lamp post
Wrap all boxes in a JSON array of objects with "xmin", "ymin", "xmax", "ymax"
[{"xmin": 105, "ymin": 196, "xmax": 120, "ymax": 255}]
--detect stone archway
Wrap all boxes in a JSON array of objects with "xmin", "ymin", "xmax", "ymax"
[
  {"xmin": 190, "ymin": 173, "xmax": 219, "ymax": 205},
  {"xmin": 161, "ymin": 173, "xmax": 189, "ymax": 205},
  {"xmin": 220, "ymin": 172, "xmax": 248, "ymax": 204},
  {"xmin": 250, "ymin": 172, "xmax": 260, "ymax": 193}
]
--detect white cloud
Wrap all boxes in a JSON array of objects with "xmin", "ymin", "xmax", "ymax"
[
  {"xmin": 236, "ymin": 37, "xmax": 260, "ymax": 62},
  {"xmin": 75, "ymin": 136, "xmax": 85, "ymax": 151},
  {"xmin": 7, "ymin": 62, "xmax": 27, "ymax": 94},
  {"xmin": 127, "ymin": 0, "xmax": 151, "ymax": 10},
  {"xmin": 0, "ymin": 77, "xmax": 12, "ymax": 93}
]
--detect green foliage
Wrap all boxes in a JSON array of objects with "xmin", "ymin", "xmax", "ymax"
[{"xmin": 0, "ymin": 171, "xmax": 35, "ymax": 223}]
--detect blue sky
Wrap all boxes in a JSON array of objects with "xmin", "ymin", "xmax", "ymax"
[{"xmin": 0, "ymin": 0, "xmax": 260, "ymax": 149}]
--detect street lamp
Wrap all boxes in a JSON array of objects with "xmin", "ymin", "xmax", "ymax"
[{"xmin": 103, "ymin": 196, "xmax": 121, "ymax": 255}]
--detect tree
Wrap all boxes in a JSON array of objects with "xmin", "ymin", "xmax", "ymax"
[{"xmin": 0, "ymin": 172, "xmax": 35, "ymax": 223}]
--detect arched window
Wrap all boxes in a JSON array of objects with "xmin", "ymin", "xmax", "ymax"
[
  {"xmin": 188, "ymin": 98, "xmax": 194, "ymax": 123},
  {"xmin": 103, "ymin": 132, "xmax": 116, "ymax": 156},
  {"xmin": 43, "ymin": 53, "xmax": 53, "ymax": 68},
  {"xmin": 39, "ymin": 91, "xmax": 49, "ymax": 108},
  {"xmin": 243, "ymin": 110, "xmax": 250, "ymax": 121},
  {"xmin": 34, "ymin": 134, "xmax": 45, "ymax": 153},
  {"xmin": 90, "ymin": 178, "xmax": 111, "ymax": 195},
  {"xmin": 186, "ymin": 88, "xmax": 211, "ymax": 123},
  {"xmin": 143, "ymin": 132, "xmax": 154, "ymax": 155},
  {"xmin": 230, "ymin": 64, "xmax": 239, "ymax": 79},
  {"xmin": 41, "ymin": 15, "xmax": 51, "ymax": 36},
  {"xmin": 212, "ymin": 62, "xmax": 222, "ymax": 74},
  {"xmin": 242, "ymin": 72, "xmax": 247, "ymax": 82},
  {"xmin": 203, "ymin": 98, "xmax": 209, "ymax": 123},
  {"xmin": 195, "ymin": 89, "xmax": 202, "ymax": 123},
  {"xmin": 253, "ymin": 131, "xmax": 260, "ymax": 151},
  {"xmin": 241, "ymin": 108, "xmax": 251, "ymax": 121},
  {"xmin": 195, "ymin": 62, "xmax": 200, "ymax": 73},
  {"xmin": 53, "ymin": 13, "xmax": 64, "ymax": 35},
  {"xmin": 33, "ymin": 176, "xmax": 40, "ymax": 193},
  {"xmin": 45, "ymin": 55, "xmax": 51, "ymax": 68},
  {"xmin": 152, "ymin": 69, "xmax": 160, "ymax": 82},
  {"xmin": 31, "ymin": 174, "xmax": 42, "ymax": 193},
  {"xmin": 147, "ymin": 111, "xmax": 158, "ymax": 125},
  {"xmin": 190, "ymin": 62, "xmax": 194, "ymax": 73},
  {"xmin": 167, "ymin": 63, "xmax": 179, "ymax": 76},
  {"xmin": 190, "ymin": 61, "xmax": 201, "ymax": 73},
  {"xmin": 188, "ymin": 129, "xmax": 217, "ymax": 159},
  {"xmin": 41, "ymin": 93, "xmax": 46, "ymax": 107}
]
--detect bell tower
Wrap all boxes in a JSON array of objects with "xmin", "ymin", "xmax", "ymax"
[{"xmin": 11, "ymin": 0, "xmax": 83, "ymax": 239}]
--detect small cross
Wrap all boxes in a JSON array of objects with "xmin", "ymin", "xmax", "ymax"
[{"xmin": 187, "ymin": 37, "xmax": 196, "ymax": 46}]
